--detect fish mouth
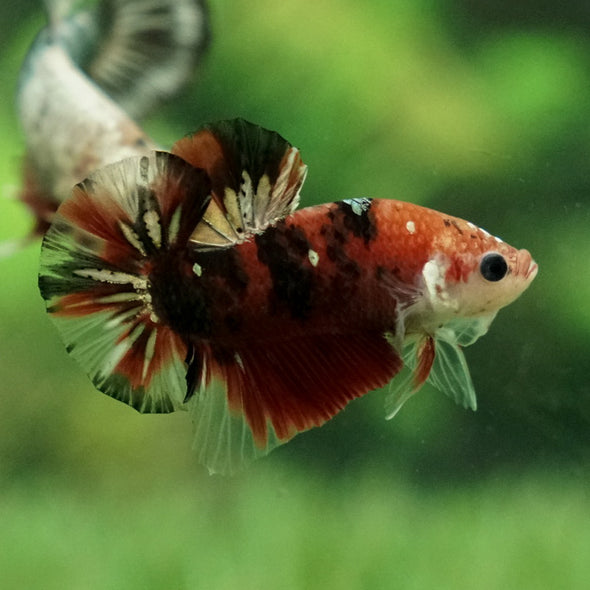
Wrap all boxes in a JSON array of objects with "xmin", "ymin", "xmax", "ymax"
[
  {"xmin": 526, "ymin": 260, "xmax": 538, "ymax": 281},
  {"xmin": 517, "ymin": 249, "xmax": 538, "ymax": 281}
]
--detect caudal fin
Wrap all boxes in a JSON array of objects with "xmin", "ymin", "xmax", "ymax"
[
  {"xmin": 39, "ymin": 151, "xmax": 211, "ymax": 412},
  {"xmin": 38, "ymin": 119, "xmax": 308, "ymax": 462},
  {"xmin": 81, "ymin": 0, "xmax": 210, "ymax": 119}
]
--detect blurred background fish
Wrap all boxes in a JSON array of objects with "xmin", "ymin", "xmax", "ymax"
[{"xmin": 7, "ymin": 0, "xmax": 209, "ymax": 252}]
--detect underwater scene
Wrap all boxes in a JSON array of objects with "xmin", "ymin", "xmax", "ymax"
[{"xmin": 0, "ymin": 0, "xmax": 588, "ymax": 588}]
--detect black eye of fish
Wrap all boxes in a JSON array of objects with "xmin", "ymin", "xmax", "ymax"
[{"xmin": 480, "ymin": 253, "xmax": 508, "ymax": 282}]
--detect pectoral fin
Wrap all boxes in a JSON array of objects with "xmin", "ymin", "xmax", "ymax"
[
  {"xmin": 424, "ymin": 315, "xmax": 498, "ymax": 410},
  {"xmin": 425, "ymin": 337, "xmax": 477, "ymax": 411},
  {"xmin": 385, "ymin": 336, "xmax": 435, "ymax": 419},
  {"xmin": 385, "ymin": 323, "xmax": 482, "ymax": 419}
]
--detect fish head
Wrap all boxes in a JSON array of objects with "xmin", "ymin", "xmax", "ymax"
[{"xmin": 420, "ymin": 218, "xmax": 538, "ymax": 323}]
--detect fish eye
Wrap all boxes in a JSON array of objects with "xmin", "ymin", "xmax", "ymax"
[{"xmin": 480, "ymin": 253, "xmax": 508, "ymax": 282}]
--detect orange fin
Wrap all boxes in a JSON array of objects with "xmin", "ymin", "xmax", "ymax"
[{"xmin": 186, "ymin": 332, "xmax": 403, "ymax": 474}]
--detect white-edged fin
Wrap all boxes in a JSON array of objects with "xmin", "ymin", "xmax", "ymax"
[
  {"xmin": 188, "ymin": 376, "xmax": 281, "ymax": 476},
  {"xmin": 50, "ymin": 309, "xmax": 189, "ymax": 413},
  {"xmin": 173, "ymin": 119, "xmax": 307, "ymax": 250}
]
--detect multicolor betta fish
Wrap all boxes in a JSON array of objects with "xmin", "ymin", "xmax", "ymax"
[
  {"xmin": 39, "ymin": 119, "xmax": 538, "ymax": 474},
  {"xmin": 7, "ymin": 0, "xmax": 209, "ymax": 253}
]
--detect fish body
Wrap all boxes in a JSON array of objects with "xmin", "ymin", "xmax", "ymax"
[
  {"xmin": 39, "ymin": 119, "xmax": 537, "ymax": 474},
  {"xmin": 14, "ymin": 0, "xmax": 209, "ymax": 243}
]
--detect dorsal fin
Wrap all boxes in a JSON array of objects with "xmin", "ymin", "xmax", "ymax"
[{"xmin": 173, "ymin": 119, "xmax": 307, "ymax": 250}]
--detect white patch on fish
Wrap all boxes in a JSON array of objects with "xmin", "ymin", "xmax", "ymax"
[{"xmin": 308, "ymin": 249, "xmax": 319, "ymax": 267}]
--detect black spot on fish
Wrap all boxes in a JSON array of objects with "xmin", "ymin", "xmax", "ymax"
[
  {"xmin": 184, "ymin": 343, "xmax": 202, "ymax": 402},
  {"xmin": 326, "ymin": 243, "xmax": 339, "ymax": 263},
  {"xmin": 196, "ymin": 248, "xmax": 250, "ymax": 294},
  {"xmin": 322, "ymin": 235, "xmax": 361, "ymax": 300},
  {"xmin": 450, "ymin": 220, "xmax": 463, "ymax": 235},
  {"xmin": 443, "ymin": 219, "xmax": 451, "ymax": 227},
  {"xmin": 224, "ymin": 314, "xmax": 242, "ymax": 333},
  {"xmin": 149, "ymin": 250, "xmax": 213, "ymax": 338},
  {"xmin": 334, "ymin": 199, "xmax": 376, "ymax": 245},
  {"xmin": 330, "ymin": 251, "xmax": 361, "ymax": 300},
  {"xmin": 256, "ymin": 223, "xmax": 315, "ymax": 320}
]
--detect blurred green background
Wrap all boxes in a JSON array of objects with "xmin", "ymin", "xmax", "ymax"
[{"xmin": 1, "ymin": 0, "xmax": 590, "ymax": 588}]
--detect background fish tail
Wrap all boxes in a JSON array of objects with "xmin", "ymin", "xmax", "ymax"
[
  {"xmin": 84, "ymin": 0, "xmax": 210, "ymax": 119},
  {"xmin": 11, "ymin": 0, "xmax": 210, "ymax": 252},
  {"xmin": 38, "ymin": 0, "xmax": 210, "ymax": 119}
]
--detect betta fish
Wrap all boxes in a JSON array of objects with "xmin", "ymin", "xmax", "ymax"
[
  {"xmin": 6, "ymin": 0, "xmax": 209, "ymax": 253},
  {"xmin": 39, "ymin": 119, "xmax": 538, "ymax": 474}
]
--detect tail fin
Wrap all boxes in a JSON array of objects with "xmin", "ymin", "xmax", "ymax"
[
  {"xmin": 84, "ymin": 0, "xmax": 210, "ymax": 119},
  {"xmin": 41, "ymin": 0, "xmax": 210, "ymax": 119},
  {"xmin": 39, "ymin": 150, "xmax": 212, "ymax": 412},
  {"xmin": 39, "ymin": 119, "xmax": 309, "ymax": 471},
  {"xmin": 13, "ymin": 1, "xmax": 210, "ymax": 252}
]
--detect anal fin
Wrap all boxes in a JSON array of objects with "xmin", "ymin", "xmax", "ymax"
[{"xmin": 187, "ymin": 332, "xmax": 402, "ymax": 474}]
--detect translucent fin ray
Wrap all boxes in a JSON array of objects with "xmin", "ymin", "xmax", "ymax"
[
  {"xmin": 386, "ymin": 314, "xmax": 497, "ymax": 418},
  {"xmin": 426, "ymin": 338, "xmax": 477, "ymax": 410},
  {"xmin": 385, "ymin": 337, "xmax": 428, "ymax": 419}
]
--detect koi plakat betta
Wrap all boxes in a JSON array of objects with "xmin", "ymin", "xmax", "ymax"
[{"xmin": 39, "ymin": 119, "xmax": 538, "ymax": 474}]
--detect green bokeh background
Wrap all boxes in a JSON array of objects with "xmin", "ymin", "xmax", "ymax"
[{"xmin": 1, "ymin": 1, "xmax": 589, "ymax": 588}]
